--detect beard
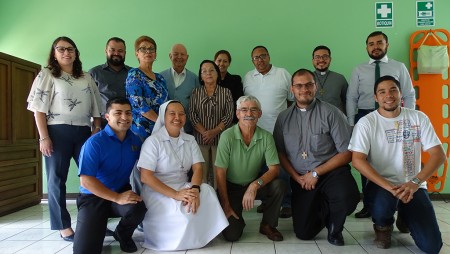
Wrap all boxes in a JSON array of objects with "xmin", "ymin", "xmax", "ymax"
[
  {"xmin": 368, "ymin": 49, "xmax": 387, "ymax": 60},
  {"xmin": 315, "ymin": 66, "xmax": 328, "ymax": 72},
  {"xmin": 107, "ymin": 55, "xmax": 125, "ymax": 67}
]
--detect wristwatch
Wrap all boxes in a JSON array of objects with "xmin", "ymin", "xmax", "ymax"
[
  {"xmin": 410, "ymin": 177, "xmax": 421, "ymax": 185},
  {"xmin": 256, "ymin": 178, "xmax": 264, "ymax": 187},
  {"xmin": 311, "ymin": 170, "xmax": 319, "ymax": 179}
]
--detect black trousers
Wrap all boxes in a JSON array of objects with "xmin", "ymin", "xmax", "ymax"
[
  {"xmin": 219, "ymin": 178, "xmax": 286, "ymax": 242},
  {"xmin": 291, "ymin": 165, "xmax": 359, "ymax": 240},
  {"xmin": 73, "ymin": 184, "xmax": 147, "ymax": 254}
]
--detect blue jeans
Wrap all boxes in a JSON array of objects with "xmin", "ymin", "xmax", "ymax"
[{"xmin": 366, "ymin": 182, "xmax": 442, "ymax": 254}]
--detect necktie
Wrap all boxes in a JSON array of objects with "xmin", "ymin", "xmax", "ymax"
[{"xmin": 374, "ymin": 61, "xmax": 380, "ymax": 109}]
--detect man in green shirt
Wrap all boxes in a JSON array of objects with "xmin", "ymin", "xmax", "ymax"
[{"xmin": 215, "ymin": 95, "xmax": 286, "ymax": 242}]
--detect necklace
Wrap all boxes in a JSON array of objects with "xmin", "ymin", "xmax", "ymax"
[
  {"xmin": 168, "ymin": 137, "xmax": 184, "ymax": 169},
  {"xmin": 296, "ymin": 107, "xmax": 311, "ymax": 160},
  {"xmin": 314, "ymin": 71, "xmax": 330, "ymax": 96}
]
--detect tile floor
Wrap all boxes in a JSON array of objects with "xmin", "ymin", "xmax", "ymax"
[{"xmin": 0, "ymin": 200, "xmax": 449, "ymax": 254}]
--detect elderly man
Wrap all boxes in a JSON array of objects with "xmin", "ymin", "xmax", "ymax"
[
  {"xmin": 274, "ymin": 69, "xmax": 359, "ymax": 246},
  {"xmin": 347, "ymin": 31, "xmax": 416, "ymax": 218},
  {"xmin": 89, "ymin": 37, "xmax": 131, "ymax": 128},
  {"xmin": 311, "ymin": 45, "xmax": 348, "ymax": 114},
  {"xmin": 349, "ymin": 75, "xmax": 444, "ymax": 253},
  {"xmin": 160, "ymin": 44, "xmax": 200, "ymax": 134},
  {"xmin": 73, "ymin": 97, "xmax": 146, "ymax": 254},
  {"xmin": 215, "ymin": 95, "xmax": 286, "ymax": 242}
]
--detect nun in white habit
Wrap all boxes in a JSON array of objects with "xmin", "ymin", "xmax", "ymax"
[{"xmin": 138, "ymin": 100, "xmax": 228, "ymax": 251}]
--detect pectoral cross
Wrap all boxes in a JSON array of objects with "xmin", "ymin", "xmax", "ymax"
[
  {"xmin": 319, "ymin": 88, "xmax": 325, "ymax": 96},
  {"xmin": 301, "ymin": 151, "xmax": 307, "ymax": 160}
]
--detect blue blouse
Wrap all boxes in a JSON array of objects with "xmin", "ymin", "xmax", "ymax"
[{"xmin": 126, "ymin": 68, "xmax": 168, "ymax": 140}]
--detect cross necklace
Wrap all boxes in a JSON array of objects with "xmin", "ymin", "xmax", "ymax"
[
  {"xmin": 314, "ymin": 71, "xmax": 330, "ymax": 96},
  {"xmin": 297, "ymin": 108, "xmax": 311, "ymax": 160},
  {"xmin": 168, "ymin": 137, "xmax": 184, "ymax": 169}
]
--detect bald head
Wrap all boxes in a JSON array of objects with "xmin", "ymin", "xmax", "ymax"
[{"xmin": 169, "ymin": 43, "xmax": 189, "ymax": 73}]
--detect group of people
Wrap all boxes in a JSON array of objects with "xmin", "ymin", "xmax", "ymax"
[{"xmin": 25, "ymin": 30, "xmax": 444, "ymax": 254}]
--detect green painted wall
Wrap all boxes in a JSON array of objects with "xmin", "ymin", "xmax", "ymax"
[{"xmin": 1, "ymin": 0, "xmax": 449, "ymax": 194}]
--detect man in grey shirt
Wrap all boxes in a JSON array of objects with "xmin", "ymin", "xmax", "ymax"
[
  {"xmin": 312, "ymin": 45, "xmax": 348, "ymax": 114},
  {"xmin": 274, "ymin": 68, "xmax": 359, "ymax": 246},
  {"xmin": 346, "ymin": 31, "xmax": 416, "ymax": 218},
  {"xmin": 89, "ymin": 37, "xmax": 131, "ymax": 128}
]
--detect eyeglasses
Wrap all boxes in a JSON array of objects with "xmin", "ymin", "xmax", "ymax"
[
  {"xmin": 239, "ymin": 107, "xmax": 260, "ymax": 113},
  {"xmin": 252, "ymin": 54, "xmax": 269, "ymax": 61},
  {"xmin": 138, "ymin": 47, "xmax": 156, "ymax": 54},
  {"xmin": 313, "ymin": 55, "xmax": 330, "ymax": 61},
  {"xmin": 55, "ymin": 46, "xmax": 76, "ymax": 54},
  {"xmin": 107, "ymin": 48, "xmax": 125, "ymax": 54},
  {"xmin": 200, "ymin": 69, "xmax": 216, "ymax": 74},
  {"xmin": 292, "ymin": 82, "xmax": 315, "ymax": 90}
]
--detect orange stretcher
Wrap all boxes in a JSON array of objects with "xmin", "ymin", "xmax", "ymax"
[{"xmin": 409, "ymin": 29, "xmax": 449, "ymax": 192}]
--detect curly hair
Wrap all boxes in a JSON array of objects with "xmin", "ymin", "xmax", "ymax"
[{"xmin": 47, "ymin": 36, "xmax": 83, "ymax": 79}]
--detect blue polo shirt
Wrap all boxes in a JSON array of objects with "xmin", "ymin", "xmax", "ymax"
[{"xmin": 78, "ymin": 125, "xmax": 142, "ymax": 194}]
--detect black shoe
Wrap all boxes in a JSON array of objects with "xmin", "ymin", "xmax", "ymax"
[
  {"xmin": 327, "ymin": 232, "xmax": 344, "ymax": 246},
  {"xmin": 60, "ymin": 233, "xmax": 75, "ymax": 242},
  {"xmin": 113, "ymin": 230, "xmax": 138, "ymax": 253},
  {"xmin": 355, "ymin": 207, "xmax": 371, "ymax": 218},
  {"xmin": 279, "ymin": 207, "xmax": 292, "ymax": 218},
  {"xmin": 105, "ymin": 228, "xmax": 114, "ymax": 237},
  {"xmin": 395, "ymin": 215, "xmax": 410, "ymax": 233},
  {"xmin": 257, "ymin": 203, "xmax": 266, "ymax": 213}
]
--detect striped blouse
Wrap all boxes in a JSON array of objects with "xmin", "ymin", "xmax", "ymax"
[{"xmin": 189, "ymin": 85, "xmax": 233, "ymax": 145}]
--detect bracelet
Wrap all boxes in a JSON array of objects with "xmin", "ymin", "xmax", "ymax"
[
  {"xmin": 38, "ymin": 136, "xmax": 49, "ymax": 142},
  {"xmin": 191, "ymin": 185, "xmax": 201, "ymax": 192}
]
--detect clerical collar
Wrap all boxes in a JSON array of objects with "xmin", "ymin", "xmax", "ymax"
[
  {"xmin": 315, "ymin": 70, "xmax": 329, "ymax": 76},
  {"xmin": 296, "ymin": 98, "xmax": 317, "ymax": 112}
]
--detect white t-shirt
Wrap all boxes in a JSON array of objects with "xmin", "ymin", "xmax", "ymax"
[
  {"xmin": 243, "ymin": 65, "xmax": 293, "ymax": 133},
  {"xmin": 348, "ymin": 108, "xmax": 441, "ymax": 188}
]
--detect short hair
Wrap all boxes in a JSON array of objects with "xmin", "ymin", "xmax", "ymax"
[
  {"xmin": 106, "ymin": 97, "xmax": 131, "ymax": 112},
  {"xmin": 214, "ymin": 50, "xmax": 232, "ymax": 63},
  {"xmin": 236, "ymin": 95, "xmax": 262, "ymax": 111},
  {"xmin": 374, "ymin": 75, "xmax": 401, "ymax": 94},
  {"xmin": 366, "ymin": 31, "xmax": 388, "ymax": 44},
  {"xmin": 198, "ymin": 60, "xmax": 222, "ymax": 85},
  {"xmin": 106, "ymin": 37, "xmax": 126, "ymax": 48},
  {"xmin": 134, "ymin": 35, "xmax": 157, "ymax": 51},
  {"xmin": 251, "ymin": 45, "xmax": 269, "ymax": 56},
  {"xmin": 291, "ymin": 68, "xmax": 315, "ymax": 85},
  {"xmin": 312, "ymin": 45, "xmax": 331, "ymax": 58}
]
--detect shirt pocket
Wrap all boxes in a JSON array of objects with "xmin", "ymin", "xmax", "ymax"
[{"xmin": 311, "ymin": 133, "xmax": 333, "ymax": 155}]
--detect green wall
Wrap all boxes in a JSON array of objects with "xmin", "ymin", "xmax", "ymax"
[{"xmin": 1, "ymin": 0, "xmax": 449, "ymax": 194}]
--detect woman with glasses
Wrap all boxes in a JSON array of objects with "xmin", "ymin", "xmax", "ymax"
[
  {"xmin": 214, "ymin": 50, "xmax": 244, "ymax": 124},
  {"xmin": 27, "ymin": 36, "xmax": 102, "ymax": 241},
  {"xmin": 189, "ymin": 60, "xmax": 233, "ymax": 187},
  {"xmin": 126, "ymin": 35, "xmax": 168, "ymax": 140}
]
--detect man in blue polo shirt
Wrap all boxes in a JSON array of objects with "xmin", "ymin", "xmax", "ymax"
[{"xmin": 73, "ymin": 97, "xmax": 147, "ymax": 254}]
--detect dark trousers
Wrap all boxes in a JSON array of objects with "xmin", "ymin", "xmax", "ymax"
[
  {"xmin": 73, "ymin": 184, "xmax": 147, "ymax": 254},
  {"xmin": 355, "ymin": 109, "xmax": 374, "ymax": 207},
  {"xmin": 366, "ymin": 182, "xmax": 442, "ymax": 254},
  {"xmin": 291, "ymin": 165, "xmax": 359, "ymax": 240},
  {"xmin": 45, "ymin": 124, "xmax": 91, "ymax": 230},
  {"xmin": 220, "ymin": 179, "xmax": 286, "ymax": 242}
]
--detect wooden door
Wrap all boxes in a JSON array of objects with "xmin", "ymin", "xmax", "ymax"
[{"xmin": 0, "ymin": 52, "xmax": 42, "ymax": 216}]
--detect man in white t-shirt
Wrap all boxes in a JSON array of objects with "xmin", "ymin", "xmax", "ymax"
[
  {"xmin": 243, "ymin": 45, "xmax": 294, "ymax": 218},
  {"xmin": 349, "ymin": 75, "xmax": 444, "ymax": 253}
]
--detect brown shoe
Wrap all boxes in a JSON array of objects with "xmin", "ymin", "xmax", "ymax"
[
  {"xmin": 373, "ymin": 224, "xmax": 393, "ymax": 249},
  {"xmin": 259, "ymin": 223, "xmax": 283, "ymax": 241}
]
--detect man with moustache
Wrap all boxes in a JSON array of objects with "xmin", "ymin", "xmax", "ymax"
[
  {"xmin": 89, "ymin": 37, "xmax": 131, "ymax": 128},
  {"xmin": 161, "ymin": 44, "xmax": 200, "ymax": 134},
  {"xmin": 349, "ymin": 76, "xmax": 443, "ymax": 253},
  {"xmin": 73, "ymin": 97, "xmax": 146, "ymax": 254},
  {"xmin": 274, "ymin": 69, "xmax": 359, "ymax": 246},
  {"xmin": 346, "ymin": 31, "xmax": 416, "ymax": 219},
  {"xmin": 243, "ymin": 45, "xmax": 294, "ymax": 218},
  {"xmin": 311, "ymin": 45, "xmax": 348, "ymax": 114},
  {"xmin": 215, "ymin": 95, "xmax": 286, "ymax": 242}
]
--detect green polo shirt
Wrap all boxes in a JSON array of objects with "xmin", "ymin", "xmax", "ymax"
[{"xmin": 215, "ymin": 124, "xmax": 280, "ymax": 185}]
